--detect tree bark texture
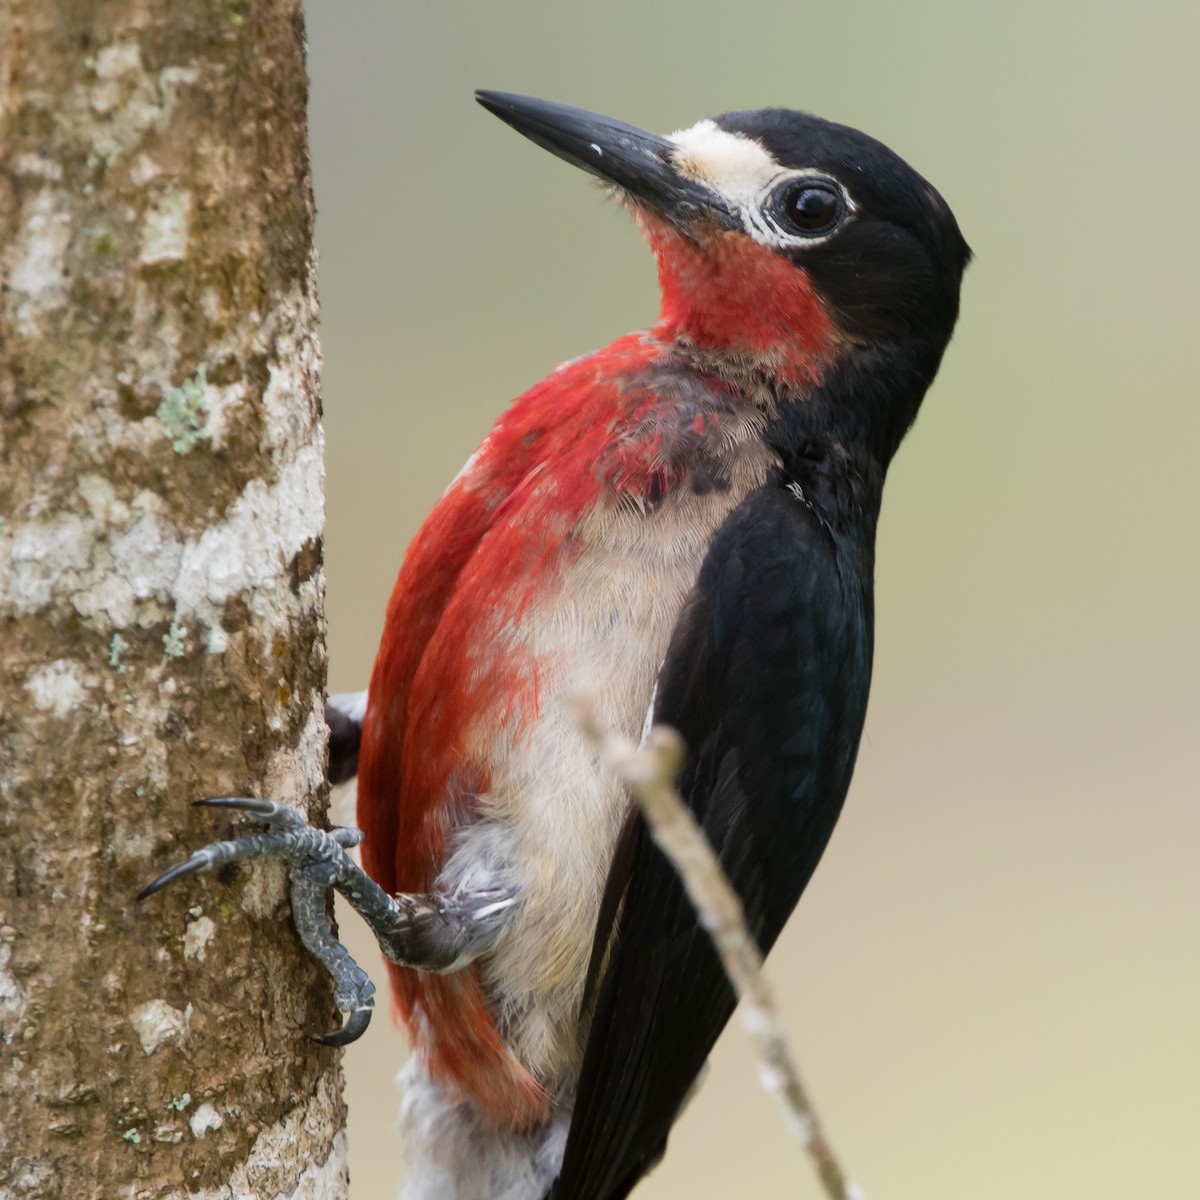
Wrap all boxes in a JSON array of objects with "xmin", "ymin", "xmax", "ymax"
[{"xmin": 0, "ymin": 2, "xmax": 347, "ymax": 1197}]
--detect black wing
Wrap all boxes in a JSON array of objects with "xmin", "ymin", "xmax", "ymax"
[{"xmin": 552, "ymin": 480, "xmax": 875, "ymax": 1200}]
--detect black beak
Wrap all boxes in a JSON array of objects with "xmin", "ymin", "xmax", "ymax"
[{"xmin": 475, "ymin": 91, "xmax": 730, "ymax": 229}]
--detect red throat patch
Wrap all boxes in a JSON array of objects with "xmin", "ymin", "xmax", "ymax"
[{"xmin": 642, "ymin": 217, "xmax": 836, "ymax": 386}]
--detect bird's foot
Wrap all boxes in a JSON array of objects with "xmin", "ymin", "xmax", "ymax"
[
  {"xmin": 138, "ymin": 797, "xmax": 379, "ymax": 1046},
  {"xmin": 139, "ymin": 798, "xmax": 518, "ymax": 1045}
]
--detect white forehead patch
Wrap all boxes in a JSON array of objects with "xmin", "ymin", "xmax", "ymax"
[
  {"xmin": 665, "ymin": 118, "xmax": 854, "ymax": 250},
  {"xmin": 668, "ymin": 119, "xmax": 784, "ymax": 206}
]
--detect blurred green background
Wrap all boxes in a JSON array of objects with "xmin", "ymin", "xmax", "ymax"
[{"xmin": 305, "ymin": 1, "xmax": 1199, "ymax": 1196}]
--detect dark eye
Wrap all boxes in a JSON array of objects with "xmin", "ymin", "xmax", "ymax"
[{"xmin": 782, "ymin": 183, "xmax": 842, "ymax": 234}]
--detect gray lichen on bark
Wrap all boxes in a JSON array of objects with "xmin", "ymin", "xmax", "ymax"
[{"xmin": 0, "ymin": 1, "xmax": 348, "ymax": 1196}]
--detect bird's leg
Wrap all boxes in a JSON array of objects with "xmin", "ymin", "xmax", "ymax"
[{"xmin": 138, "ymin": 797, "xmax": 514, "ymax": 1045}]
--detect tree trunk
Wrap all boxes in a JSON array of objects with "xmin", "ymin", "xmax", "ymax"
[{"xmin": 0, "ymin": 2, "xmax": 347, "ymax": 1196}]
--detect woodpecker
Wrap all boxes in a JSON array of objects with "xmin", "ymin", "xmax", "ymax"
[{"xmin": 142, "ymin": 92, "xmax": 969, "ymax": 1200}]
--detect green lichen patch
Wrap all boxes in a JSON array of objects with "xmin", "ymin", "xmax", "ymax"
[
  {"xmin": 109, "ymin": 632, "xmax": 130, "ymax": 670},
  {"xmin": 156, "ymin": 365, "xmax": 209, "ymax": 454},
  {"xmin": 162, "ymin": 622, "xmax": 187, "ymax": 658}
]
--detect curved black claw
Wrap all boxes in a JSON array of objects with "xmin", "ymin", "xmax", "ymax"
[
  {"xmin": 194, "ymin": 796, "xmax": 291, "ymax": 819},
  {"xmin": 309, "ymin": 1006, "xmax": 374, "ymax": 1047},
  {"xmin": 137, "ymin": 799, "xmax": 285, "ymax": 902},
  {"xmin": 137, "ymin": 858, "xmax": 208, "ymax": 901}
]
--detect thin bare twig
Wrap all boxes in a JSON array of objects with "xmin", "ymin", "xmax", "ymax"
[{"xmin": 575, "ymin": 702, "xmax": 864, "ymax": 1200}]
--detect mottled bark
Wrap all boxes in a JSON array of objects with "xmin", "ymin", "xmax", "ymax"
[{"xmin": 0, "ymin": 2, "xmax": 347, "ymax": 1197}]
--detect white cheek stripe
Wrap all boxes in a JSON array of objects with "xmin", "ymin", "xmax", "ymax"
[{"xmin": 666, "ymin": 118, "xmax": 854, "ymax": 250}]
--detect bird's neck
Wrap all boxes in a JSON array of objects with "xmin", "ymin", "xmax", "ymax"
[
  {"xmin": 639, "ymin": 217, "xmax": 840, "ymax": 389},
  {"xmin": 759, "ymin": 339, "xmax": 948, "ymax": 546},
  {"xmin": 636, "ymin": 213, "xmax": 950, "ymax": 488}
]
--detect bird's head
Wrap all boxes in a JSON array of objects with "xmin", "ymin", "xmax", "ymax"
[{"xmin": 476, "ymin": 91, "xmax": 970, "ymax": 395}]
